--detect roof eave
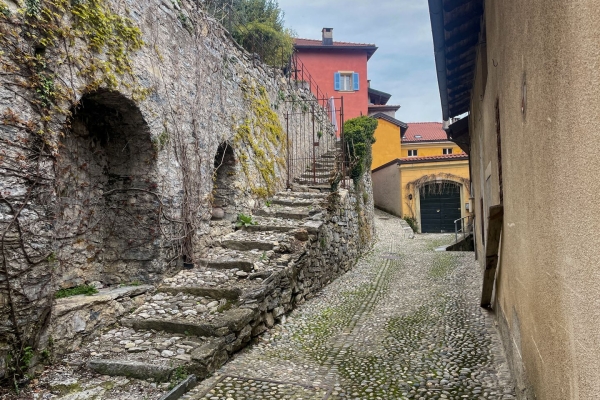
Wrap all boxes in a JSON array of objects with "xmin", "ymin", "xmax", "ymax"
[
  {"xmin": 294, "ymin": 45, "xmax": 378, "ymax": 59},
  {"xmin": 428, "ymin": 0, "xmax": 451, "ymax": 121}
]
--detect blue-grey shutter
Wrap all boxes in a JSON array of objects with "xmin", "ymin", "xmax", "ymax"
[
  {"xmin": 353, "ymin": 72, "xmax": 360, "ymax": 91},
  {"xmin": 334, "ymin": 72, "xmax": 341, "ymax": 91}
]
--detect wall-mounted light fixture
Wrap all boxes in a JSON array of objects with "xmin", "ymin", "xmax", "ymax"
[{"xmin": 465, "ymin": 203, "xmax": 470, "ymax": 211}]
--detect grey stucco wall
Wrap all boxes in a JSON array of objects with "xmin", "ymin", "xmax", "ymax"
[{"xmin": 469, "ymin": 1, "xmax": 600, "ymax": 398}]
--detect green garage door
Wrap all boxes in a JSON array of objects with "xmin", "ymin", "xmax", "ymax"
[{"xmin": 420, "ymin": 184, "xmax": 462, "ymax": 233}]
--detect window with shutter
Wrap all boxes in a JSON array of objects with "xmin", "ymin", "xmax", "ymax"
[{"xmin": 335, "ymin": 72, "xmax": 356, "ymax": 91}]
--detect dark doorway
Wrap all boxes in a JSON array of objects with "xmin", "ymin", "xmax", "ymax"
[{"xmin": 420, "ymin": 182, "xmax": 462, "ymax": 233}]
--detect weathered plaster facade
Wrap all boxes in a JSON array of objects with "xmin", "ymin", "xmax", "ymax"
[
  {"xmin": 0, "ymin": 0, "xmax": 342, "ymax": 378},
  {"xmin": 431, "ymin": 0, "xmax": 600, "ymax": 398}
]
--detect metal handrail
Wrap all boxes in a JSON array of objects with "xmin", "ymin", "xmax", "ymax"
[{"xmin": 454, "ymin": 215, "xmax": 473, "ymax": 243}]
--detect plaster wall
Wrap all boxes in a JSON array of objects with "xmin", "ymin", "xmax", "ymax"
[
  {"xmin": 294, "ymin": 49, "xmax": 369, "ymax": 120},
  {"xmin": 371, "ymin": 118, "xmax": 402, "ymax": 169},
  {"xmin": 468, "ymin": 1, "xmax": 600, "ymax": 398},
  {"xmin": 372, "ymin": 167, "xmax": 402, "ymax": 217},
  {"xmin": 401, "ymin": 141, "xmax": 462, "ymax": 158}
]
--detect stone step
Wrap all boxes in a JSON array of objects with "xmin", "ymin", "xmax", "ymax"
[
  {"xmin": 294, "ymin": 178, "xmax": 331, "ymax": 185},
  {"xmin": 244, "ymin": 216, "xmax": 298, "ymax": 233},
  {"xmin": 274, "ymin": 191, "xmax": 328, "ymax": 199},
  {"xmin": 81, "ymin": 326, "xmax": 206, "ymax": 381},
  {"xmin": 88, "ymin": 359, "xmax": 175, "ymax": 382},
  {"xmin": 220, "ymin": 230, "xmax": 292, "ymax": 252},
  {"xmin": 255, "ymin": 205, "xmax": 311, "ymax": 220},
  {"xmin": 270, "ymin": 197, "xmax": 319, "ymax": 207},
  {"xmin": 198, "ymin": 258, "xmax": 254, "ymax": 272},
  {"xmin": 300, "ymin": 171, "xmax": 332, "ymax": 179},
  {"xmin": 158, "ymin": 285, "xmax": 241, "ymax": 301},
  {"xmin": 124, "ymin": 307, "xmax": 255, "ymax": 338}
]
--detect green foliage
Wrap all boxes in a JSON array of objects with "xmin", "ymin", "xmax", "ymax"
[
  {"xmin": 236, "ymin": 213, "xmax": 257, "ymax": 227},
  {"xmin": 35, "ymin": 73, "xmax": 55, "ymax": 107},
  {"xmin": 0, "ymin": 1, "xmax": 10, "ymax": 17},
  {"xmin": 20, "ymin": 347, "xmax": 34, "ymax": 370},
  {"xmin": 152, "ymin": 128, "xmax": 169, "ymax": 151},
  {"xmin": 168, "ymin": 365, "xmax": 188, "ymax": 389},
  {"xmin": 212, "ymin": 0, "xmax": 294, "ymax": 66},
  {"xmin": 265, "ymin": 199, "xmax": 272, "ymax": 207},
  {"xmin": 343, "ymin": 116, "xmax": 378, "ymax": 183},
  {"xmin": 25, "ymin": 0, "xmax": 41, "ymax": 17},
  {"xmin": 55, "ymin": 284, "xmax": 99, "ymax": 299},
  {"xmin": 403, "ymin": 216, "xmax": 418, "ymax": 233}
]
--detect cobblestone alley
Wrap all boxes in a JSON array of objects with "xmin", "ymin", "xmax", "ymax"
[{"xmin": 184, "ymin": 210, "xmax": 516, "ymax": 400}]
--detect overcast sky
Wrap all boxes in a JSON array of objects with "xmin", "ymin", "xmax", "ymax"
[{"xmin": 278, "ymin": 0, "xmax": 442, "ymax": 123}]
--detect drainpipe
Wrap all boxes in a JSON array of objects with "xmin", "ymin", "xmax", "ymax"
[{"xmin": 428, "ymin": 0, "xmax": 450, "ymax": 121}]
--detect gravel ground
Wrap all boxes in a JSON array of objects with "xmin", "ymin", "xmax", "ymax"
[{"xmin": 186, "ymin": 210, "xmax": 516, "ymax": 400}]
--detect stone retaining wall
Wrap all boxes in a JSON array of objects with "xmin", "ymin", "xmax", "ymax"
[
  {"xmin": 189, "ymin": 178, "xmax": 375, "ymax": 379},
  {"xmin": 0, "ymin": 0, "xmax": 333, "ymax": 378}
]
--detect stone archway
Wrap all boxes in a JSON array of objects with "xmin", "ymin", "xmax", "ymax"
[
  {"xmin": 55, "ymin": 90, "xmax": 160, "ymax": 287},
  {"xmin": 211, "ymin": 142, "xmax": 237, "ymax": 221},
  {"xmin": 404, "ymin": 174, "xmax": 470, "ymax": 234},
  {"xmin": 419, "ymin": 181, "xmax": 463, "ymax": 233}
]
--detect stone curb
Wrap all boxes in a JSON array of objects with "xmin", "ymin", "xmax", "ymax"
[{"xmin": 159, "ymin": 375, "xmax": 197, "ymax": 400}]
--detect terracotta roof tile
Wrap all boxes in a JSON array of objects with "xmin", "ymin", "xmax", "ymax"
[
  {"xmin": 403, "ymin": 122, "xmax": 448, "ymax": 142},
  {"xmin": 400, "ymin": 153, "xmax": 468, "ymax": 162},
  {"xmin": 372, "ymin": 152, "xmax": 469, "ymax": 172}
]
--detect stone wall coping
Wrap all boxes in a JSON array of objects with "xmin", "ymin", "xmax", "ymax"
[{"xmin": 53, "ymin": 285, "xmax": 153, "ymax": 317}]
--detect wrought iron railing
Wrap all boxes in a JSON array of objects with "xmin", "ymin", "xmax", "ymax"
[
  {"xmin": 454, "ymin": 215, "xmax": 473, "ymax": 243},
  {"xmin": 284, "ymin": 96, "xmax": 346, "ymax": 188}
]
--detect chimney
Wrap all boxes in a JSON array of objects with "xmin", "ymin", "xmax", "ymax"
[{"xmin": 322, "ymin": 28, "xmax": 333, "ymax": 45}]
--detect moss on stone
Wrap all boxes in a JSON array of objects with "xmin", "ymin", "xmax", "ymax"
[{"xmin": 234, "ymin": 80, "xmax": 286, "ymax": 198}]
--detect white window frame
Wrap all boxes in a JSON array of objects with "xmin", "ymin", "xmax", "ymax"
[
  {"xmin": 339, "ymin": 73, "xmax": 353, "ymax": 91},
  {"xmin": 408, "ymin": 149, "xmax": 418, "ymax": 157},
  {"xmin": 443, "ymin": 148, "xmax": 453, "ymax": 155}
]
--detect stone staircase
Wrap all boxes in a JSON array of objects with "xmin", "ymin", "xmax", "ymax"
[
  {"xmin": 293, "ymin": 147, "xmax": 339, "ymax": 186},
  {"xmin": 40, "ymin": 188, "xmax": 333, "ymax": 399}
]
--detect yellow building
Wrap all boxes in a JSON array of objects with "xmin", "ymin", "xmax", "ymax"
[
  {"xmin": 371, "ymin": 113, "xmax": 407, "ymax": 170},
  {"xmin": 371, "ymin": 120, "xmax": 471, "ymax": 233}
]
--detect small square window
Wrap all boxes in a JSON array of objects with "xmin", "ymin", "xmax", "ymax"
[
  {"xmin": 443, "ymin": 148, "xmax": 453, "ymax": 155},
  {"xmin": 339, "ymin": 73, "xmax": 353, "ymax": 91},
  {"xmin": 408, "ymin": 149, "xmax": 418, "ymax": 157}
]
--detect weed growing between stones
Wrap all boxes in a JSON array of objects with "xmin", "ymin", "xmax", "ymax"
[
  {"xmin": 235, "ymin": 213, "xmax": 257, "ymax": 228},
  {"xmin": 428, "ymin": 253, "xmax": 458, "ymax": 279},
  {"xmin": 169, "ymin": 365, "xmax": 188, "ymax": 389},
  {"xmin": 54, "ymin": 284, "xmax": 99, "ymax": 299}
]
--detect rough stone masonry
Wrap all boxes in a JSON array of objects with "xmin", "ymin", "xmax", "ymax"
[{"xmin": 0, "ymin": 0, "xmax": 372, "ymax": 381}]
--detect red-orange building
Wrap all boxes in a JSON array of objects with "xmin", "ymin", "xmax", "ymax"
[{"xmin": 293, "ymin": 28, "xmax": 377, "ymax": 121}]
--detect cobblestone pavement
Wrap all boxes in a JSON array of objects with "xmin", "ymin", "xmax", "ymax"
[{"xmin": 186, "ymin": 210, "xmax": 515, "ymax": 400}]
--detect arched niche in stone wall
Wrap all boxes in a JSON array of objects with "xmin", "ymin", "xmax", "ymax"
[
  {"xmin": 211, "ymin": 142, "xmax": 237, "ymax": 221},
  {"xmin": 55, "ymin": 90, "xmax": 160, "ymax": 287}
]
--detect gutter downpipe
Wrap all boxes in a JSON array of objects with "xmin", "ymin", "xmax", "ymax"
[{"xmin": 428, "ymin": 0, "xmax": 450, "ymax": 121}]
